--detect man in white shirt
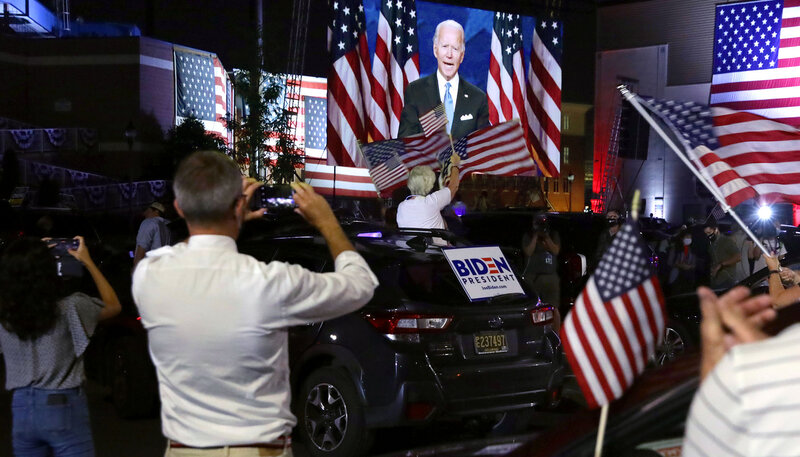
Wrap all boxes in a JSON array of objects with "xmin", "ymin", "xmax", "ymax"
[
  {"xmin": 398, "ymin": 19, "xmax": 490, "ymax": 140},
  {"xmin": 132, "ymin": 150, "xmax": 378, "ymax": 456}
]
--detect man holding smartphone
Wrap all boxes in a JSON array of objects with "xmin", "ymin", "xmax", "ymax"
[{"xmin": 132, "ymin": 150, "xmax": 378, "ymax": 456}]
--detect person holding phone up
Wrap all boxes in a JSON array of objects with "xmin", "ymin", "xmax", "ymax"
[{"xmin": 0, "ymin": 236, "xmax": 121, "ymax": 457}]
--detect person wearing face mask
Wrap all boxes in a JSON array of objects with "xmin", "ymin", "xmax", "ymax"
[
  {"xmin": 667, "ymin": 229, "xmax": 699, "ymax": 295},
  {"xmin": 398, "ymin": 20, "xmax": 490, "ymax": 140},
  {"xmin": 703, "ymin": 219, "xmax": 741, "ymax": 289},
  {"xmin": 593, "ymin": 208, "xmax": 624, "ymax": 271}
]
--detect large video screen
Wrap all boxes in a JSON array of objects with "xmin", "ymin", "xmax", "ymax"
[{"xmin": 364, "ymin": 0, "xmax": 538, "ymax": 92}]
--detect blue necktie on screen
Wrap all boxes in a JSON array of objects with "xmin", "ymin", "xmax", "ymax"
[{"xmin": 444, "ymin": 82, "xmax": 454, "ymax": 134}]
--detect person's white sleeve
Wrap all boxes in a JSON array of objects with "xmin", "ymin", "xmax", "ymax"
[
  {"xmin": 264, "ymin": 250, "xmax": 378, "ymax": 326},
  {"xmin": 428, "ymin": 188, "xmax": 452, "ymax": 211},
  {"xmin": 683, "ymin": 354, "xmax": 747, "ymax": 457}
]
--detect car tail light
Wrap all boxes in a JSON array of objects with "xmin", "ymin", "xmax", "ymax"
[
  {"xmin": 530, "ymin": 307, "xmax": 554, "ymax": 324},
  {"xmin": 365, "ymin": 312, "xmax": 453, "ymax": 334}
]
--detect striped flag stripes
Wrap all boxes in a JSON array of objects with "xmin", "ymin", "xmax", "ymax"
[
  {"xmin": 487, "ymin": 13, "xmax": 528, "ymax": 129},
  {"xmin": 446, "ymin": 120, "xmax": 537, "ymax": 176},
  {"xmin": 561, "ymin": 222, "xmax": 666, "ymax": 409},
  {"xmin": 327, "ymin": 0, "xmax": 372, "ymax": 168},
  {"xmin": 419, "ymin": 104, "xmax": 448, "ymax": 137},
  {"xmin": 710, "ymin": 0, "xmax": 800, "ymax": 127},
  {"xmin": 370, "ymin": 0, "xmax": 419, "ymax": 140},
  {"xmin": 303, "ymin": 163, "xmax": 378, "ymax": 198},
  {"xmin": 525, "ymin": 18, "xmax": 562, "ymax": 177},
  {"xmin": 362, "ymin": 132, "xmax": 451, "ymax": 196},
  {"xmin": 639, "ymin": 96, "xmax": 800, "ymax": 207}
]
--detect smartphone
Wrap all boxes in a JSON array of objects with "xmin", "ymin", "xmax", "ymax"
[
  {"xmin": 256, "ymin": 186, "xmax": 297, "ymax": 212},
  {"xmin": 48, "ymin": 238, "xmax": 79, "ymax": 257}
]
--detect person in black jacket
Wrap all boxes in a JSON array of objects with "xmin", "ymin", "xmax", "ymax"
[{"xmin": 398, "ymin": 19, "xmax": 489, "ymax": 140}]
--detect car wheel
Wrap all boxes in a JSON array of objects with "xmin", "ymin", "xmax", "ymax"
[
  {"xmin": 111, "ymin": 336, "xmax": 158, "ymax": 419},
  {"xmin": 653, "ymin": 320, "xmax": 693, "ymax": 366},
  {"xmin": 296, "ymin": 367, "xmax": 372, "ymax": 457}
]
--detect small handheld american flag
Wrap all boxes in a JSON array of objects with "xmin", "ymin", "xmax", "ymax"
[
  {"xmin": 419, "ymin": 104, "xmax": 448, "ymax": 137},
  {"xmin": 561, "ymin": 221, "xmax": 666, "ymax": 409}
]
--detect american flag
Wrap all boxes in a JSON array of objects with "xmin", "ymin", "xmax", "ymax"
[
  {"xmin": 639, "ymin": 96, "xmax": 767, "ymax": 207},
  {"xmin": 175, "ymin": 49, "xmax": 231, "ymax": 143},
  {"xmin": 418, "ymin": 103, "xmax": 447, "ymax": 137},
  {"xmin": 328, "ymin": 0, "xmax": 371, "ymax": 168},
  {"xmin": 362, "ymin": 132, "xmax": 451, "ymax": 196},
  {"xmin": 561, "ymin": 222, "xmax": 665, "ymax": 409},
  {"xmin": 442, "ymin": 120, "xmax": 536, "ymax": 177},
  {"xmin": 707, "ymin": 202, "xmax": 727, "ymax": 222},
  {"xmin": 370, "ymin": 0, "xmax": 420, "ymax": 139},
  {"xmin": 304, "ymin": 163, "xmax": 378, "ymax": 198},
  {"xmin": 710, "ymin": 0, "xmax": 800, "ymax": 127},
  {"xmin": 487, "ymin": 13, "xmax": 528, "ymax": 129},
  {"xmin": 303, "ymin": 96, "xmax": 328, "ymax": 164},
  {"xmin": 362, "ymin": 139, "xmax": 409, "ymax": 196},
  {"xmin": 525, "ymin": 17, "xmax": 562, "ymax": 177}
]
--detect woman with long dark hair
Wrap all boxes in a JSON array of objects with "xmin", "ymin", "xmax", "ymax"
[{"xmin": 0, "ymin": 237, "xmax": 121, "ymax": 457}]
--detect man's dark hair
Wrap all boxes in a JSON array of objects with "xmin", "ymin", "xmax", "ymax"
[
  {"xmin": 0, "ymin": 238, "xmax": 61, "ymax": 340},
  {"xmin": 173, "ymin": 151, "xmax": 242, "ymax": 226},
  {"xmin": 704, "ymin": 218, "xmax": 719, "ymax": 230}
]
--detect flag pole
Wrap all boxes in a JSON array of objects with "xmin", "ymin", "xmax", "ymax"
[
  {"xmin": 593, "ymin": 188, "xmax": 641, "ymax": 457},
  {"xmin": 594, "ymin": 406, "xmax": 610, "ymax": 457},
  {"xmin": 617, "ymin": 86, "xmax": 770, "ymax": 257}
]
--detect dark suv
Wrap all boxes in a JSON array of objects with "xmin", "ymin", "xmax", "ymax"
[{"xmin": 237, "ymin": 217, "xmax": 565, "ymax": 457}]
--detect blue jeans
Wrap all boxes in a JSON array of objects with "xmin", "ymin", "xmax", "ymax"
[{"xmin": 11, "ymin": 386, "xmax": 94, "ymax": 457}]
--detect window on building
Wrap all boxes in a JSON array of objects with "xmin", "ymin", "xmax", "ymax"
[
  {"xmin": 563, "ymin": 146, "xmax": 570, "ymax": 165},
  {"xmin": 564, "ymin": 178, "xmax": 571, "ymax": 194},
  {"xmin": 563, "ymin": 114, "xmax": 570, "ymax": 132},
  {"xmin": 553, "ymin": 178, "xmax": 559, "ymax": 193}
]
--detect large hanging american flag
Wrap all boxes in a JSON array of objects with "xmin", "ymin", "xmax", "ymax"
[
  {"xmin": 525, "ymin": 17, "xmax": 562, "ymax": 177},
  {"xmin": 175, "ymin": 48, "xmax": 231, "ymax": 143},
  {"xmin": 328, "ymin": 0, "xmax": 371, "ymax": 168},
  {"xmin": 370, "ymin": 0, "xmax": 420, "ymax": 140},
  {"xmin": 710, "ymin": 0, "xmax": 800, "ymax": 127},
  {"xmin": 561, "ymin": 222, "xmax": 665, "ymax": 410},
  {"xmin": 487, "ymin": 13, "xmax": 528, "ymax": 129}
]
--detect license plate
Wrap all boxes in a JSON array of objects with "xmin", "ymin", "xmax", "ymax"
[{"xmin": 473, "ymin": 331, "xmax": 508, "ymax": 355}]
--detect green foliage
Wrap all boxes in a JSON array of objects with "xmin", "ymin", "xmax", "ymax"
[
  {"xmin": 227, "ymin": 71, "xmax": 303, "ymax": 183},
  {"xmin": 164, "ymin": 115, "xmax": 226, "ymax": 170}
]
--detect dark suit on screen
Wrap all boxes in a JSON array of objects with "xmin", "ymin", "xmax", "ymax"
[{"xmin": 398, "ymin": 72, "xmax": 490, "ymax": 140}]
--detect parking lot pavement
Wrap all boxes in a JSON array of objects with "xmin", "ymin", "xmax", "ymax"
[{"xmin": 0, "ymin": 358, "xmax": 581, "ymax": 457}]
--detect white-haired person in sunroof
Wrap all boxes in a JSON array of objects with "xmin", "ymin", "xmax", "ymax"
[{"xmin": 396, "ymin": 156, "xmax": 461, "ymax": 230}]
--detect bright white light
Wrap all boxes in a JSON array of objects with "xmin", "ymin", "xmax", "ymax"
[{"xmin": 757, "ymin": 205, "xmax": 773, "ymax": 220}]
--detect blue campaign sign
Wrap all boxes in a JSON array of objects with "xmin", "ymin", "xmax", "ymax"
[{"xmin": 442, "ymin": 246, "xmax": 525, "ymax": 301}]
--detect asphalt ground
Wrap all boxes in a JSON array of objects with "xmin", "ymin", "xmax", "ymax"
[{"xmin": 0, "ymin": 356, "xmax": 581, "ymax": 457}]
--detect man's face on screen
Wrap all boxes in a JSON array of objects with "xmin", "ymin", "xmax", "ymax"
[{"xmin": 434, "ymin": 25, "xmax": 465, "ymax": 81}]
